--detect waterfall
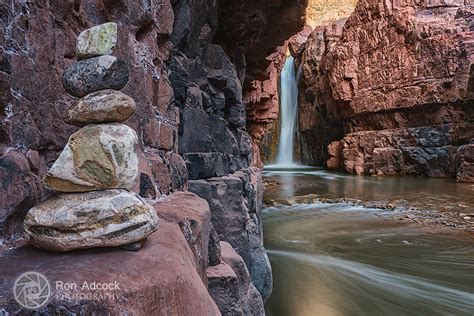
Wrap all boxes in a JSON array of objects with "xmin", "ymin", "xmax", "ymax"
[{"xmin": 276, "ymin": 56, "xmax": 299, "ymax": 166}]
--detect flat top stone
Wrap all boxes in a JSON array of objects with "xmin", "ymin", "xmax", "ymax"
[{"xmin": 76, "ymin": 22, "xmax": 117, "ymax": 59}]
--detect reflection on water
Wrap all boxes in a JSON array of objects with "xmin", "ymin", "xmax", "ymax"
[
  {"xmin": 263, "ymin": 168, "xmax": 474, "ymax": 316},
  {"xmin": 263, "ymin": 167, "xmax": 474, "ymax": 213}
]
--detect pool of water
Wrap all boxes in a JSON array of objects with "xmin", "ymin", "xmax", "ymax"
[{"xmin": 263, "ymin": 167, "xmax": 474, "ymax": 316}]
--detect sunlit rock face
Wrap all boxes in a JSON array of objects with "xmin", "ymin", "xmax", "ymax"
[
  {"xmin": 305, "ymin": 0, "xmax": 356, "ymax": 29},
  {"xmin": 299, "ymin": 0, "xmax": 473, "ymax": 180}
]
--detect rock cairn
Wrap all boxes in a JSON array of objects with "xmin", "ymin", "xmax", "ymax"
[{"xmin": 24, "ymin": 23, "xmax": 159, "ymax": 252}]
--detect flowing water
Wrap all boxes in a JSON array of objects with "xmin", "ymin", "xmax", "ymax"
[
  {"xmin": 263, "ymin": 167, "xmax": 474, "ymax": 316},
  {"xmin": 275, "ymin": 56, "xmax": 299, "ymax": 166}
]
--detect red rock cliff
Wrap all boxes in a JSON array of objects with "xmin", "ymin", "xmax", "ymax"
[{"xmin": 299, "ymin": 0, "xmax": 473, "ymax": 181}]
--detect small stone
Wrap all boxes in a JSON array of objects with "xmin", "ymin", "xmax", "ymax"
[
  {"xmin": 121, "ymin": 240, "xmax": 146, "ymax": 251},
  {"xmin": 76, "ymin": 22, "xmax": 118, "ymax": 59},
  {"xmin": 24, "ymin": 189, "xmax": 159, "ymax": 252},
  {"xmin": 62, "ymin": 55, "xmax": 129, "ymax": 97},
  {"xmin": 43, "ymin": 124, "xmax": 139, "ymax": 192},
  {"xmin": 64, "ymin": 89, "xmax": 136, "ymax": 126}
]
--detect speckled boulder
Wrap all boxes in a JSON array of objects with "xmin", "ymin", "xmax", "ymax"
[
  {"xmin": 43, "ymin": 124, "xmax": 139, "ymax": 192},
  {"xmin": 62, "ymin": 55, "xmax": 129, "ymax": 97},
  {"xmin": 24, "ymin": 189, "xmax": 159, "ymax": 252},
  {"xmin": 76, "ymin": 22, "xmax": 117, "ymax": 59},
  {"xmin": 64, "ymin": 89, "xmax": 136, "ymax": 126}
]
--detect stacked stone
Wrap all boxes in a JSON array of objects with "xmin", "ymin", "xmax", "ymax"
[{"xmin": 23, "ymin": 23, "xmax": 159, "ymax": 252}]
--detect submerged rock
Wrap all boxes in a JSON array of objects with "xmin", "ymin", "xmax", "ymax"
[
  {"xmin": 64, "ymin": 89, "xmax": 136, "ymax": 126},
  {"xmin": 76, "ymin": 22, "xmax": 118, "ymax": 59},
  {"xmin": 43, "ymin": 124, "xmax": 139, "ymax": 192},
  {"xmin": 62, "ymin": 55, "xmax": 129, "ymax": 97},
  {"xmin": 24, "ymin": 189, "xmax": 159, "ymax": 252}
]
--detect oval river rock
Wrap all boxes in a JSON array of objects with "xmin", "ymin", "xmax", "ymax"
[
  {"xmin": 62, "ymin": 55, "xmax": 129, "ymax": 97},
  {"xmin": 64, "ymin": 89, "xmax": 136, "ymax": 126},
  {"xmin": 24, "ymin": 189, "xmax": 159, "ymax": 252}
]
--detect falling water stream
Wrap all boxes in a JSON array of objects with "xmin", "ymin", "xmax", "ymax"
[
  {"xmin": 264, "ymin": 57, "xmax": 474, "ymax": 315},
  {"xmin": 275, "ymin": 56, "xmax": 299, "ymax": 167}
]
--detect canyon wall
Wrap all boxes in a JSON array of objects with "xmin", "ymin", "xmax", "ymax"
[
  {"xmin": 299, "ymin": 0, "xmax": 473, "ymax": 181},
  {"xmin": 214, "ymin": 0, "xmax": 310, "ymax": 167},
  {"xmin": 225, "ymin": 0, "xmax": 357, "ymax": 166},
  {"xmin": 1, "ymin": 0, "xmax": 271, "ymax": 313},
  {"xmin": 169, "ymin": 0, "xmax": 273, "ymax": 306}
]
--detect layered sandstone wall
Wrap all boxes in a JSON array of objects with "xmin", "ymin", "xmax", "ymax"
[{"xmin": 299, "ymin": 0, "xmax": 473, "ymax": 180}]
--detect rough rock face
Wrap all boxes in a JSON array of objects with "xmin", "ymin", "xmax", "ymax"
[
  {"xmin": 153, "ymin": 191, "xmax": 212, "ymax": 281},
  {"xmin": 0, "ymin": 222, "xmax": 219, "ymax": 315},
  {"xmin": 0, "ymin": 151, "xmax": 43, "ymax": 246},
  {"xmin": 455, "ymin": 141, "xmax": 474, "ymax": 182},
  {"xmin": 64, "ymin": 90, "xmax": 136, "ymax": 126},
  {"xmin": 1, "ymin": 0, "xmax": 272, "ymax": 313},
  {"xmin": 299, "ymin": 0, "xmax": 474, "ymax": 180},
  {"xmin": 168, "ymin": 0, "xmax": 273, "ymax": 306},
  {"xmin": 207, "ymin": 241, "xmax": 265, "ymax": 315},
  {"xmin": 220, "ymin": 241, "xmax": 265, "ymax": 315},
  {"xmin": 215, "ymin": 0, "xmax": 308, "ymax": 82},
  {"xmin": 188, "ymin": 168, "xmax": 272, "ymax": 302},
  {"xmin": 171, "ymin": 42, "xmax": 252, "ymax": 179},
  {"xmin": 43, "ymin": 124, "xmax": 139, "ymax": 192},
  {"xmin": 24, "ymin": 189, "xmax": 159, "ymax": 252},
  {"xmin": 207, "ymin": 260, "xmax": 244, "ymax": 315}
]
